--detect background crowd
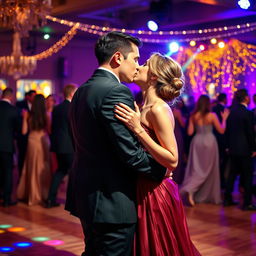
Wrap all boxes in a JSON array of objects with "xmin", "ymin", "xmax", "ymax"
[
  {"xmin": 0, "ymin": 85, "xmax": 77, "ymax": 207},
  {"xmin": 0, "ymin": 86, "xmax": 256, "ymax": 210}
]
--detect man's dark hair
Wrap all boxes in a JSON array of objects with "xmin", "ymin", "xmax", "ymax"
[
  {"xmin": 217, "ymin": 93, "xmax": 227, "ymax": 102},
  {"xmin": 234, "ymin": 89, "xmax": 248, "ymax": 103},
  {"xmin": 25, "ymin": 90, "xmax": 36, "ymax": 97},
  {"xmin": 2, "ymin": 87, "xmax": 13, "ymax": 98},
  {"xmin": 95, "ymin": 31, "xmax": 142, "ymax": 65}
]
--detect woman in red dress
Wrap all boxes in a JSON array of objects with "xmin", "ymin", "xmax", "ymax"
[{"xmin": 115, "ymin": 53, "xmax": 201, "ymax": 256}]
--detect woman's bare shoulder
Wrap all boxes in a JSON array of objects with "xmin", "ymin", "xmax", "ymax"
[
  {"xmin": 151, "ymin": 101, "xmax": 171, "ymax": 115},
  {"xmin": 150, "ymin": 102, "xmax": 174, "ymax": 125}
]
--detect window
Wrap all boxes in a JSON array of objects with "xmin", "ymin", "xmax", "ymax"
[
  {"xmin": 16, "ymin": 79, "xmax": 53, "ymax": 100},
  {"xmin": 0, "ymin": 79, "xmax": 8, "ymax": 92}
]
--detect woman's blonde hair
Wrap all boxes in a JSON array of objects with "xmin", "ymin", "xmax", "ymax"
[{"xmin": 148, "ymin": 53, "xmax": 184, "ymax": 102}]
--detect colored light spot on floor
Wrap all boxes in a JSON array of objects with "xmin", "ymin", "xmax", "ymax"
[
  {"xmin": 32, "ymin": 236, "xmax": 50, "ymax": 242},
  {"xmin": 7, "ymin": 227, "xmax": 26, "ymax": 232},
  {"xmin": 0, "ymin": 224, "xmax": 12, "ymax": 229},
  {"xmin": 0, "ymin": 247, "xmax": 15, "ymax": 252},
  {"xmin": 13, "ymin": 242, "xmax": 32, "ymax": 248},
  {"xmin": 43, "ymin": 240, "xmax": 64, "ymax": 246},
  {"xmin": 0, "ymin": 230, "xmax": 5, "ymax": 234}
]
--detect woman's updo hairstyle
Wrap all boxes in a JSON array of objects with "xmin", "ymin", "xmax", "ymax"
[{"xmin": 148, "ymin": 53, "xmax": 184, "ymax": 102}]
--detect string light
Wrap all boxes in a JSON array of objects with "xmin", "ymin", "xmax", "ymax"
[
  {"xmin": 33, "ymin": 23, "xmax": 79, "ymax": 60},
  {"xmin": 139, "ymin": 26, "xmax": 256, "ymax": 43},
  {"xmin": 218, "ymin": 41, "xmax": 225, "ymax": 48},
  {"xmin": 46, "ymin": 15, "xmax": 256, "ymax": 43},
  {"xmin": 199, "ymin": 45, "xmax": 205, "ymax": 51},
  {"xmin": 210, "ymin": 38, "xmax": 217, "ymax": 44},
  {"xmin": 0, "ymin": 24, "xmax": 79, "ymax": 79},
  {"xmin": 190, "ymin": 40, "xmax": 196, "ymax": 46}
]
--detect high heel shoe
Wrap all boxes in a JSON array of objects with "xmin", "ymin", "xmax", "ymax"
[{"xmin": 187, "ymin": 192, "xmax": 195, "ymax": 207}]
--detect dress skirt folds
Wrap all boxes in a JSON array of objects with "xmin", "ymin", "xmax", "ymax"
[
  {"xmin": 17, "ymin": 130, "xmax": 51, "ymax": 206},
  {"xmin": 180, "ymin": 125, "xmax": 222, "ymax": 204},
  {"xmin": 134, "ymin": 176, "xmax": 200, "ymax": 256}
]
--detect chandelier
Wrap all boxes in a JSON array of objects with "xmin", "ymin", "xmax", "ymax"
[
  {"xmin": 0, "ymin": 32, "xmax": 37, "ymax": 79},
  {"xmin": 0, "ymin": 0, "xmax": 51, "ymax": 79},
  {"xmin": 0, "ymin": 0, "xmax": 51, "ymax": 36}
]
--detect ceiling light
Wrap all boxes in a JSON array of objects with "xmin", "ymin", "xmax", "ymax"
[{"xmin": 147, "ymin": 20, "xmax": 158, "ymax": 31}]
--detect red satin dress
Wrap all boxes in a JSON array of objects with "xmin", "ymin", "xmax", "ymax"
[{"xmin": 134, "ymin": 124, "xmax": 201, "ymax": 256}]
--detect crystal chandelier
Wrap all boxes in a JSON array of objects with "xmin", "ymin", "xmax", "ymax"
[
  {"xmin": 0, "ymin": 0, "xmax": 51, "ymax": 36},
  {"xmin": 0, "ymin": 0, "xmax": 51, "ymax": 79},
  {"xmin": 0, "ymin": 32, "xmax": 37, "ymax": 79}
]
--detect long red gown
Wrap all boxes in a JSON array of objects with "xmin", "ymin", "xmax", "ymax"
[{"xmin": 134, "ymin": 124, "xmax": 201, "ymax": 256}]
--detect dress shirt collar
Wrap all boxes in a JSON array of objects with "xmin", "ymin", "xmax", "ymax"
[
  {"xmin": 98, "ymin": 67, "xmax": 120, "ymax": 83},
  {"xmin": 1, "ymin": 98, "xmax": 11, "ymax": 104},
  {"xmin": 241, "ymin": 102, "xmax": 248, "ymax": 108},
  {"xmin": 28, "ymin": 101, "xmax": 32, "ymax": 110}
]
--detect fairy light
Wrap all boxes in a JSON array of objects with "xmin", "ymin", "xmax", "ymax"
[
  {"xmin": 190, "ymin": 40, "xmax": 196, "ymax": 46},
  {"xmin": 210, "ymin": 38, "xmax": 217, "ymax": 44},
  {"xmin": 199, "ymin": 44, "xmax": 205, "ymax": 51},
  {"xmin": 218, "ymin": 41, "xmax": 225, "ymax": 48},
  {"xmin": 176, "ymin": 39, "xmax": 256, "ymax": 96},
  {"xmin": 46, "ymin": 15, "xmax": 256, "ymax": 42},
  {"xmin": 33, "ymin": 24, "xmax": 79, "ymax": 60}
]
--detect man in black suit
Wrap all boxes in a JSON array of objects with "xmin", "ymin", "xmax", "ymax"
[
  {"xmin": 65, "ymin": 32, "xmax": 166, "ymax": 256},
  {"xmin": 16, "ymin": 89, "xmax": 36, "ymax": 111},
  {"xmin": 45, "ymin": 84, "xmax": 77, "ymax": 208},
  {"xmin": 212, "ymin": 93, "xmax": 227, "ymax": 189},
  {"xmin": 224, "ymin": 89, "xmax": 256, "ymax": 210},
  {"xmin": 0, "ymin": 88, "xmax": 19, "ymax": 206},
  {"xmin": 16, "ymin": 89, "xmax": 36, "ymax": 175}
]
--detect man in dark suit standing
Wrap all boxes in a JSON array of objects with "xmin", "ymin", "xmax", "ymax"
[
  {"xmin": 16, "ymin": 89, "xmax": 36, "ymax": 175},
  {"xmin": 224, "ymin": 89, "xmax": 256, "ymax": 210},
  {"xmin": 45, "ymin": 84, "xmax": 77, "ymax": 208},
  {"xmin": 0, "ymin": 88, "xmax": 19, "ymax": 206},
  {"xmin": 16, "ymin": 90, "xmax": 36, "ymax": 111},
  {"xmin": 65, "ymin": 32, "xmax": 166, "ymax": 256},
  {"xmin": 212, "ymin": 93, "xmax": 227, "ymax": 189}
]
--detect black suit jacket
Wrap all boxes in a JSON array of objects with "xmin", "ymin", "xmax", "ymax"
[
  {"xmin": 50, "ymin": 99, "xmax": 74, "ymax": 154},
  {"xmin": 212, "ymin": 103, "xmax": 224, "ymax": 122},
  {"xmin": 16, "ymin": 99, "xmax": 29, "ymax": 111},
  {"xmin": 65, "ymin": 69, "xmax": 166, "ymax": 224},
  {"xmin": 15, "ymin": 99, "xmax": 29, "ymax": 137},
  {"xmin": 225, "ymin": 104, "xmax": 256, "ymax": 156},
  {"xmin": 0, "ymin": 100, "xmax": 19, "ymax": 153},
  {"xmin": 212, "ymin": 103, "xmax": 226, "ymax": 149}
]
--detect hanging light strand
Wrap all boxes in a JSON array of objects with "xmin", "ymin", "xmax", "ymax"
[
  {"xmin": 33, "ymin": 23, "xmax": 79, "ymax": 60},
  {"xmin": 140, "ymin": 25, "xmax": 256, "ymax": 42},
  {"xmin": 46, "ymin": 15, "xmax": 256, "ymax": 40}
]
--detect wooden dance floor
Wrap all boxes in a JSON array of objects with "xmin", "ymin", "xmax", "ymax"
[{"xmin": 0, "ymin": 185, "xmax": 255, "ymax": 256}]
